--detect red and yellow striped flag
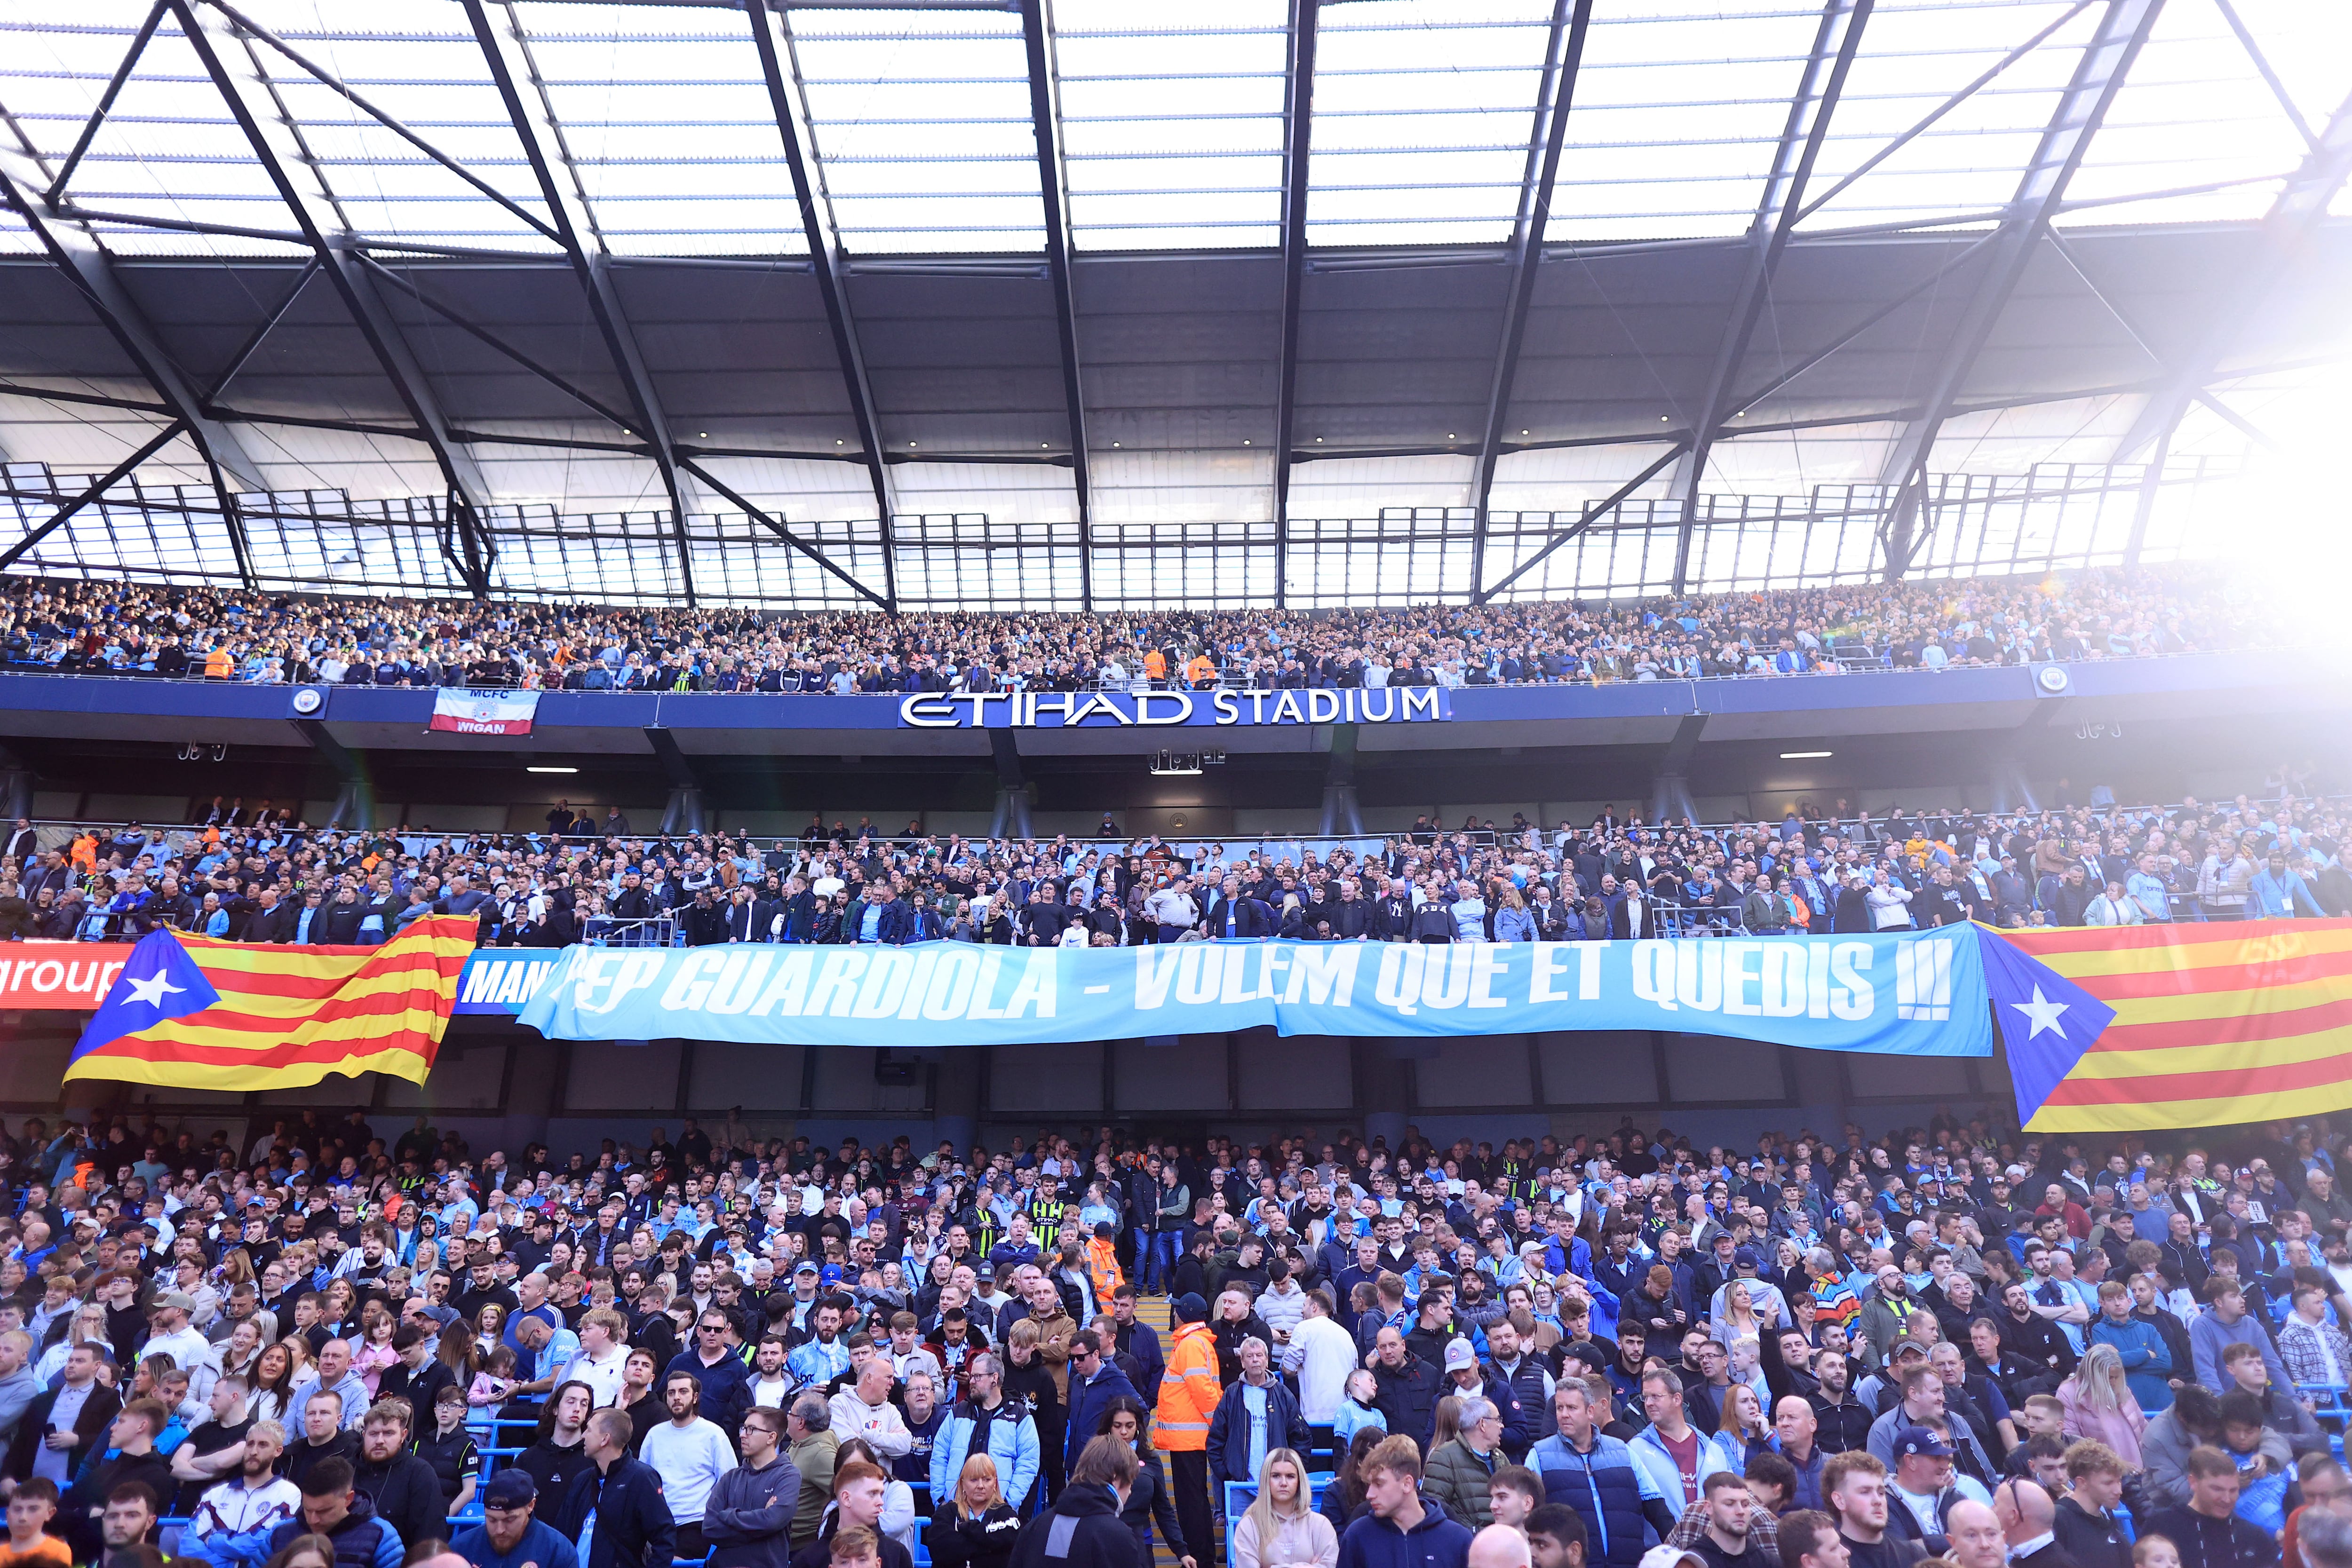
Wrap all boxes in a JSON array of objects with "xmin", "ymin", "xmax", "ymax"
[
  {"xmin": 2006, "ymin": 917, "xmax": 2352, "ymax": 1132},
  {"xmin": 63, "ymin": 915, "xmax": 476, "ymax": 1092}
]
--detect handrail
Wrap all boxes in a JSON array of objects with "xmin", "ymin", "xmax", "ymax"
[{"xmin": 22, "ymin": 791, "xmax": 2329, "ymax": 850}]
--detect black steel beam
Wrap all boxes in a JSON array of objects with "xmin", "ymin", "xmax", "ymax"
[
  {"xmin": 0, "ymin": 382, "xmax": 173, "ymax": 416},
  {"xmin": 1669, "ymin": 0, "xmax": 1871, "ymax": 594},
  {"xmin": 1876, "ymin": 0, "xmax": 2165, "ymax": 580},
  {"xmin": 356, "ymin": 253, "xmax": 642, "ymax": 435},
  {"xmin": 46, "ymin": 0, "xmax": 168, "ymax": 205},
  {"xmin": 170, "ymin": 0, "xmax": 499, "ymax": 597},
  {"xmin": 0, "ymin": 135, "xmax": 265, "ymax": 588},
  {"xmin": 464, "ymin": 0, "xmax": 705, "ymax": 605},
  {"xmin": 747, "ymin": 0, "xmax": 897, "ymax": 606},
  {"xmin": 1271, "ymin": 0, "xmax": 1320, "ymax": 605},
  {"xmin": 1467, "ymin": 0, "xmax": 1591, "ymax": 600},
  {"xmin": 677, "ymin": 458, "xmax": 889, "ymax": 608},
  {"xmin": 0, "ymin": 421, "xmax": 185, "ymax": 570},
  {"xmin": 204, "ymin": 255, "xmax": 318, "ymax": 402},
  {"xmin": 1018, "ymin": 0, "xmax": 1092, "ymax": 610},
  {"xmin": 211, "ymin": 0, "xmax": 563, "ymax": 245},
  {"xmin": 1791, "ymin": 0, "xmax": 2095, "ymax": 226},
  {"xmin": 1472, "ymin": 443, "xmax": 1685, "ymax": 604},
  {"xmin": 2112, "ymin": 85, "xmax": 2352, "ymax": 485}
]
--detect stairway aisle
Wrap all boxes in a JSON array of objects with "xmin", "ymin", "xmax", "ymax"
[{"xmin": 1132, "ymin": 1294, "xmax": 1214, "ymax": 1568}]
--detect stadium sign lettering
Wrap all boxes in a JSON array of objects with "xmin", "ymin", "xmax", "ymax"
[{"xmin": 896, "ymin": 687, "xmax": 1448, "ymax": 729}]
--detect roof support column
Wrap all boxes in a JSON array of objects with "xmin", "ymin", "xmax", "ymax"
[
  {"xmin": 1271, "ymin": 0, "xmax": 1321, "ymax": 605},
  {"xmin": 747, "ymin": 0, "xmax": 898, "ymax": 608},
  {"xmin": 1468, "ymin": 0, "xmax": 1593, "ymax": 601},
  {"xmin": 1875, "ymin": 0, "xmax": 2165, "ymax": 581},
  {"xmin": 1668, "ymin": 0, "xmax": 1872, "ymax": 594},
  {"xmin": 464, "ymin": 0, "xmax": 703, "ymax": 604},
  {"xmin": 0, "ymin": 140, "xmax": 265, "ymax": 587},
  {"xmin": 2111, "ymin": 84, "xmax": 2352, "ymax": 478},
  {"xmin": 0, "ymin": 420, "xmax": 185, "ymax": 570},
  {"xmin": 1017, "ymin": 0, "xmax": 1092, "ymax": 610},
  {"xmin": 170, "ymin": 0, "xmax": 501, "ymax": 598}
]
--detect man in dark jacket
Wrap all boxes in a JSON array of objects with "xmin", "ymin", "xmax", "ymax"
[
  {"xmin": 1199, "ymin": 879, "xmax": 1273, "ymax": 940},
  {"xmin": 2050, "ymin": 1446, "xmax": 2130, "ymax": 1568},
  {"xmin": 264, "ymin": 1457, "xmax": 405, "ymax": 1568},
  {"xmin": 559, "ymin": 1409, "xmax": 676, "ymax": 1568},
  {"xmin": 844, "ymin": 884, "xmax": 914, "ymax": 945},
  {"xmin": 62, "ymin": 1400, "xmax": 175, "ymax": 1561},
  {"xmin": 1207, "ymin": 1337, "xmax": 1310, "ymax": 1490},
  {"xmin": 1008, "ymin": 1437, "xmax": 1141, "ymax": 1568},
  {"xmin": 1335, "ymin": 1435, "xmax": 1475, "ymax": 1568},
  {"xmin": 352, "ymin": 1400, "xmax": 445, "ymax": 1553},
  {"xmin": 683, "ymin": 889, "xmax": 731, "ymax": 947},
  {"xmin": 5, "ymin": 1343, "xmax": 121, "ymax": 1487},
  {"xmin": 1369, "ymin": 1328, "xmax": 1442, "ymax": 1454},
  {"xmin": 1063, "ymin": 1333, "xmax": 1140, "ymax": 1471},
  {"xmin": 2143, "ymin": 1448, "xmax": 2279, "ymax": 1568}
]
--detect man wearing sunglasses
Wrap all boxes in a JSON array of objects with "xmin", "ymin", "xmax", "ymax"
[{"xmin": 666, "ymin": 1313, "xmax": 754, "ymax": 1440}]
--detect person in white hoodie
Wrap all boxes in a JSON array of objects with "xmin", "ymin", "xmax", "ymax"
[
  {"xmin": 1280, "ymin": 1288, "xmax": 1359, "ymax": 1453},
  {"xmin": 1255, "ymin": 1260, "xmax": 1309, "ymax": 1347}
]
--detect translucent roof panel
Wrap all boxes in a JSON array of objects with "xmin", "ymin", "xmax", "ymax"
[
  {"xmin": 1544, "ymin": 1, "xmax": 1834, "ymax": 244},
  {"xmin": 2054, "ymin": 0, "xmax": 2352, "ymax": 229},
  {"xmin": 0, "ymin": 0, "xmax": 318, "ymax": 258},
  {"xmin": 786, "ymin": 7, "xmax": 1044, "ymax": 254},
  {"xmin": 235, "ymin": 0, "xmax": 562, "ymax": 254},
  {"xmin": 514, "ymin": 1, "xmax": 809, "ymax": 256},
  {"xmin": 1793, "ymin": 0, "xmax": 2103, "ymax": 235},
  {"xmin": 1052, "ymin": 0, "xmax": 1290, "ymax": 252},
  {"xmin": 1306, "ymin": 0, "xmax": 1557, "ymax": 247}
]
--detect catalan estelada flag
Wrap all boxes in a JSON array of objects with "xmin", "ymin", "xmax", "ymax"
[
  {"xmin": 65, "ymin": 915, "xmax": 476, "ymax": 1091},
  {"xmin": 2002, "ymin": 917, "xmax": 2352, "ymax": 1132}
]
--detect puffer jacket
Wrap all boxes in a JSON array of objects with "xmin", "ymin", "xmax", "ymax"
[{"xmin": 1421, "ymin": 1437, "xmax": 1500, "ymax": 1528}]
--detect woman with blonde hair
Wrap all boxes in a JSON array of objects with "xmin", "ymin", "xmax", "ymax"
[
  {"xmin": 1232, "ymin": 1447, "xmax": 1337, "ymax": 1568},
  {"xmin": 2058, "ymin": 1342, "xmax": 2146, "ymax": 1467},
  {"xmin": 927, "ymin": 1453, "xmax": 1020, "ymax": 1568},
  {"xmin": 1710, "ymin": 1281, "xmax": 1765, "ymax": 1349},
  {"xmin": 32, "ymin": 1304, "xmax": 109, "ymax": 1384}
]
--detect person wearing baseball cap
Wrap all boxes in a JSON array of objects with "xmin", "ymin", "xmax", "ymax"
[
  {"xmin": 1885, "ymin": 1425, "xmax": 1987, "ymax": 1546},
  {"xmin": 143, "ymin": 1291, "xmax": 219, "ymax": 1405},
  {"xmin": 453, "ymin": 1470, "xmax": 577, "ymax": 1568}
]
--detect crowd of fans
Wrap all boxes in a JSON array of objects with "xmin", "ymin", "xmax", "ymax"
[
  {"xmin": 3, "ymin": 774, "xmax": 2343, "ymax": 946},
  {"xmin": 0, "ymin": 1107, "xmax": 2347, "ymax": 1568},
  {"xmin": 0, "ymin": 567, "xmax": 2276, "ymax": 694}
]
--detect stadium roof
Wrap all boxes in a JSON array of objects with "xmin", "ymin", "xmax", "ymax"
[{"xmin": 0, "ymin": 0, "xmax": 2347, "ymax": 608}]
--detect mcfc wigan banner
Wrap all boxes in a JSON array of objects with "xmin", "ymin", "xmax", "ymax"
[
  {"xmin": 516, "ymin": 928, "xmax": 2085, "ymax": 1066},
  {"xmin": 429, "ymin": 688, "xmax": 540, "ymax": 735}
]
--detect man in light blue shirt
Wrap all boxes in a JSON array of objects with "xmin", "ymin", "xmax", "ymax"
[
  {"xmin": 2125, "ymin": 855, "xmax": 2173, "ymax": 923},
  {"xmin": 2249, "ymin": 853, "xmax": 2324, "ymax": 919}
]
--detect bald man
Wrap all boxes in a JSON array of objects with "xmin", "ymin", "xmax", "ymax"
[
  {"xmin": 1470, "ymin": 1525, "xmax": 1534, "ymax": 1568},
  {"xmin": 1992, "ymin": 1480, "xmax": 2074, "ymax": 1568},
  {"xmin": 1943, "ymin": 1501, "xmax": 2008, "ymax": 1568}
]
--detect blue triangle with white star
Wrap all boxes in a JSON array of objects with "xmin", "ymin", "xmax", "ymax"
[
  {"xmin": 71, "ymin": 927, "xmax": 221, "ymax": 1063},
  {"xmin": 1975, "ymin": 926, "xmax": 2116, "ymax": 1126}
]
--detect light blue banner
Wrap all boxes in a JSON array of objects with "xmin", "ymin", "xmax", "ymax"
[{"xmin": 513, "ymin": 931, "xmax": 1993, "ymax": 1055}]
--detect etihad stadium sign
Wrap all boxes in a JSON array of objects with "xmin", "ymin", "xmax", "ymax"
[{"xmin": 896, "ymin": 686, "xmax": 1449, "ymax": 729}]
